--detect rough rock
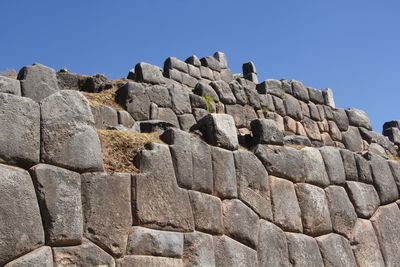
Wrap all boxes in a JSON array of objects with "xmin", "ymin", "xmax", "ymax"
[
  {"xmin": 333, "ymin": 108, "xmax": 349, "ymax": 131},
  {"xmin": 99, "ymin": 105, "xmax": 118, "ymax": 127},
  {"xmin": 157, "ymin": 107, "xmax": 179, "ymax": 126},
  {"xmin": 178, "ymin": 114, "xmax": 196, "ymax": 131},
  {"xmin": 18, "ymin": 63, "xmax": 60, "ymax": 102},
  {"xmin": 388, "ymin": 160, "xmax": 400, "ymax": 191},
  {"xmin": 283, "ymin": 94, "xmax": 303, "ymax": 120},
  {"xmin": 183, "ymin": 232, "xmax": 215, "ymax": 267},
  {"xmin": 139, "ymin": 120, "xmax": 176, "ymax": 133},
  {"xmin": 118, "ymin": 110, "xmax": 135, "ymax": 128},
  {"xmin": 342, "ymin": 126, "xmax": 364, "ymax": 152},
  {"xmin": 291, "ymin": 80, "xmax": 309, "ymax": 102},
  {"xmin": 308, "ymin": 87, "xmax": 324, "ymax": 104},
  {"xmin": 345, "ymin": 181, "xmax": 380, "ymax": 218},
  {"xmin": 322, "ymin": 88, "xmax": 335, "ymax": 108},
  {"xmin": 201, "ymin": 56, "xmax": 221, "ymax": 71},
  {"xmin": 0, "ymin": 93, "xmax": 40, "ymax": 167},
  {"xmin": 147, "ymin": 85, "xmax": 172, "ymax": 107},
  {"xmin": 0, "ymin": 164, "xmax": 44, "ymax": 266},
  {"xmin": 319, "ymin": 146, "xmax": 346, "ymax": 184},
  {"xmin": 270, "ymin": 176, "xmax": 303, "ymax": 232},
  {"xmin": 210, "ymin": 80, "xmax": 236, "ymax": 104},
  {"xmin": 40, "ymin": 90, "xmax": 104, "ymax": 172},
  {"xmin": 302, "ymin": 147, "xmax": 330, "ymax": 187},
  {"xmin": 308, "ymin": 102, "xmax": 321, "ymax": 121},
  {"xmin": 214, "ymin": 51, "xmax": 228, "ymax": 69},
  {"xmin": 164, "ymin": 57, "xmax": 189, "ymax": 73},
  {"xmin": 119, "ymin": 256, "xmax": 182, "ymax": 267},
  {"xmin": 296, "ymin": 183, "xmax": 332, "ymax": 236},
  {"xmin": 225, "ymin": 104, "xmax": 257, "ymax": 128},
  {"xmin": 300, "ymin": 101, "xmax": 310, "ymax": 117},
  {"xmin": 242, "ymin": 61, "xmax": 256, "ymax": 75},
  {"xmin": 115, "ymin": 81, "xmax": 150, "ymax": 120},
  {"xmin": 134, "ymin": 62, "xmax": 164, "ymax": 84},
  {"xmin": 213, "ymin": 235, "xmax": 257, "ymax": 267},
  {"xmin": 187, "ymin": 64, "xmax": 201, "ymax": 79},
  {"xmin": 346, "ymin": 108, "xmax": 371, "ymax": 130},
  {"xmin": 4, "ymin": 246, "xmax": 53, "ymax": 267},
  {"xmin": 328, "ymin": 120, "xmax": 342, "ymax": 141},
  {"xmin": 200, "ymin": 66, "xmax": 214, "ymax": 80},
  {"xmin": 256, "ymin": 79, "xmax": 282, "ymax": 96},
  {"xmin": 30, "ymin": 164, "xmax": 82, "ymax": 246},
  {"xmin": 251, "ymin": 119, "xmax": 284, "ymax": 145},
  {"xmin": 283, "ymin": 135, "xmax": 312, "ymax": 146},
  {"xmin": 193, "ymin": 81, "xmax": 219, "ymax": 101},
  {"xmin": 0, "ymin": 76, "xmax": 21, "ymax": 95},
  {"xmin": 303, "ymin": 116, "xmax": 321, "ymax": 141},
  {"xmin": 211, "ymin": 147, "xmax": 237, "ymax": 198},
  {"xmin": 186, "ymin": 55, "xmax": 201, "ymax": 67},
  {"xmin": 340, "ymin": 149, "xmax": 358, "ymax": 181},
  {"xmin": 355, "ymin": 153, "xmax": 373, "ymax": 183},
  {"xmin": 79, "ymin": 74, "xmax": 112, "ymax": 93},
  {"xmin": 286, "ymin": 233, "xmax": 324, "ymax": 267},
  {"xmin": 229, "ymin": 80, "xmax": 248, "ymax": 105},
  {"xmin": 168, "ymin": 84, "xmax": 191, "ymax": 115},
  {"xmin": 316, "ymin": 233, "xmax": 357, "ymax": 267}
]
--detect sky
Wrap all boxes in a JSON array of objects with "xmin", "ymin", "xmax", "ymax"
[{"xmin": 1, "ymin": 0, "xmax": 399, "ymax": 132}]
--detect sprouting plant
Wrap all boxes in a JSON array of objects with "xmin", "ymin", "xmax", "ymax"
[
  {"xmin": 260, "ymin": 106, "xmax": 270, "ymax": 114},
  {"xmin": 202, "ymin": 95, "xmax": 217, "ymax": 113}
]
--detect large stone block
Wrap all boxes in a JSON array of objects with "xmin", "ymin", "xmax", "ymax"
[
  {"xmin": 322, "ymin": 88, "xmax": 335, "ymax": 108},
  {"xmin": 210, "ymin": 80, "xmax": 236, "ymax": 104},
  {"xmin": 188, "ymin": 190, "xmax": 223, "ymax": 234},
  {"xmin": 256, "ymin": 79, "xmax": 282, "ymax": 96},
  {"xmin": 340, "ymin": 149, "xmax": 358, "ymax": 181},
  {"xmin": 250, "ymin": 119, "xmax": 284, "ymax": 145},
  {"xmin": 4, "ymin": 246, "xmax": 53, "ymax": 267},
  {"xmin": 18, "ymin": 63, "xmax": 60, "ymax": 102},
  {"xmin": 118, "ymin": 110, "xmax": 135, "ymax": 128},
  {"xmin": 168, "ymin": 84, "xmax": 191, "ymax": 115},
  {"xmin": 118, "ymin": 256, "xmax": 182, "ymax": 267},
  {"xmin": 0, "ymin": 75, "xmax": 21, "ymax": 95},
  {"xmin": 370, "ymin": 203, "xmax": 400, "ymax": 266},
  {"xmin": 303, "ymin": 117, "xmax": 321, "ymax": 141},
  {"xmin": 308, "ymin": 102, "xmax": 321, "ymax": 121},
  {"xmin": 157, "ymin": 107, "xmax": 179, "ymax": 127},
  {"xmin": 355, "ymin": 153, "xmax": 373, "ymax": 183},
  {"xmin": 302, "ymin": 147, "xmax": 330, "ymax": 187},
  {"xmin": 193, "ymin": 81, "xmax": 220, "ymax": 101},
  {"xmin": 328, "ymin": 120, "xmax": 342, "ymax": 141},
  {"xmin": 0, "ymin": 93, "xmax": 40, "ymax": 167},
  {"xmin": 222, "ymin": 199, "xmax": 259, "ymax": 248},
  {"xmin": 308, "ymin": 87, "xmax": 324, "ymax": 104},
  {"xmin": 346, "ymin": 108, "xmax": 371, "ymax": 130},
  {"xmin": 242, "ymin": 61, "xmax": 256, "ymax": 75},
  {"xmin": 211, "ymin": 147, "xmax": 237, "ymax": 198},
  {"xmin": 30, "ymin": 164, "xmax": 82, "ymax": 246},
  {"xmin": 133, "ymin": 143, "xmax": 194, "ymax": 232},
  {"xmin": 257, "ymin": 220, "xmax": 290, "ymax": 267},
  {"xmin": 115, "ymin": 81, "xmax": 150, "ymax": 120},
  {"xmin": 213, "ymin": 235, "xmax": 257, "ymax": 267},
  {"xmin": 0, "ymin": 164, "xmax": 44, "ymax": 266},
  {"xmin": 201, "ymin": 56, "xmax": 221, "ymax": 71},
  {"xmin": 283, "ymin": 94, "xmax": 303, "ymax": 121},
  {"xmin": 342, "ymin": 126, "xmax": 363, "ymax": 152},
  {"xmin": 316, "ymin": 233, "xmax": 357, "ymax": 267},
  {"xmin": 350, "ymin": 219, "xmax": 385, "ymax": 267},
  {"xmin": 270, "ymin": 176, "xmax": 303, "ymax": 232},
  {"xmin": 333, "ymin": 108, "xmax": 349, "ymax": 131},
  {"xmin": 164, "ymin": 57, "xmax": 189, "ymax": 73},
  {"xmin": 319, "ymin": 147, "xmax": 346, "ymax": 185},
  {"xmin": 135, "ymin": 62, "xmax": 165, "ymax": 84},
  {"xmin": 40, "ymin": 90, "xmax": 104, "ymax": 172},
  {"xmin": 147, "ymin": 85, "xmax": 172, "ymax": 108},
  {"xmin": 325, "ymin": 185, "xmax": 357, "ymax": 239},
  {"xmin": 183, "ymin": 232, "xmax": 215, "ymax": 267},
  {"xmin": 296, "ymin": 183, "xmax": 332, "ymax": 236},
  {"xmin": 99, "ymin": 105, "xmax": 118, "ymax": 127},
  {"xmin": 345, "ymin": 181, "xmax": 380, "ymax": 218},
  {"xmin": 225, "ymin": 104, "xmax": 257, "ymax": 128},
  {"xmin": 286, "ymin": 233, "xmax": 324, "ymax": 267},
  {"xmin": 291, "ymin": 80, "xmax": 309, "ymax": 102},
  {"xmin": 229, "ymin": 80, "xmax": 248, "ymax": 105},
  {"xmin": 186, "ymin": 55, "xmax": 201, "ymax": 67}
]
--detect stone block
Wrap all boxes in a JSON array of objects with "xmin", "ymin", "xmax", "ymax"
[
  {"xmin": 187, "ymin": 64, "xmax": 201, "ymax": 79},
  {"xmin": 388, "ymin": 160, "xmax": 400, "ymax": 191},
  {"xmin": 244, "ymin": 85, "xmax": 261, "ymax": 108},
  {"xmin": 242, "ymin": 61, "xmax": 256, "ymax": 75},
  {"xmin": 199, "ymin": 66, "xmax": 214, "ymax": 80},
  {"xmin": 178, "ymin": 114, "xmax": 196, "ymax": 131},
  {"xmin": 210, "ymin": 80, "xmax": 236, "ymax": 104},
  {"xmin": 333, "ymin": 108, "xmax": 349, "ymax": 131},
  {"xmin": 296, "ymin": 122, "xmax": 307, "ymax": 136},
  {"xmin": 0, "ymin": 93, "xmax": 40, "ymax": 167},
  {"xmin": 229, "ymin": 80, "xmax": 248, "ymax": 105},
  {"xmin": 183, "ymin": 232, "xmax": 215, "ymax": 267},
  {"xmin": 328, "ymin": 120, "xmax": 342, "ymax": 141},
  {"xmin": 30, "ymin": 164, "xmax": 82, "ymax": 246},
  {"xmin": 182, "ymin": 72, "xmax": 198, "ymax": 88},
  {"xmin": 4, "ymin": 246, "xmax": 53, "ymax": 267},
  {"xmin": 118, "ymin": 256, "xmax": 182, "ymax": 267},
  {"xmin": 345, "ymin": 181, "xmax": 380, "ymax": 218},
  {"xmin": 302, "ymin": 147, "xmax": 330, "ymax": 187},
  {"xmin": 164, "ymin": 68, "xmax": 183, "ymax": 83},
  {"xmin": 322, "ymin": 88, "xmax": 335, "ymax": 108},
  {"xmin": 308, "ymin": 87, "xmax": 324, "ymax": 104},
  {"xmin": 270, "ymin": 176, "xmax": 303, "ymax": 232},
  {"xmin": 185, "ymin": 55, "xmax": 201, "ymax": 67},
  {"xmin": 308, "ymin": 102, "xmax": 321, "ymax": 121},
  {"xmin": 213, "ymin": 235, "xmax": 257, "ymax": 267},
  {"xmin": 251, "ymin": 119, "xmax": 284, "ymax": 145},
  {"xmin": 316, "ymin": 233, "xmax": 357, "ymax": 267},
  {"xmin": 324, "ymin": 105, "xmax": 334, "ymax": 120},
  {"xmin": 214, "ymin": 51, "xmax": 228, "ymax": 69},
  {"xmin": 283, "ymin": 135, "xmax": 312, "ymax": 146},
  {"xmin": 284, "ymin": 116, "xmax": 297, "ymax": 133},
  {"xmin": 283, "ymin": 93, "xmax": 303, "ymax": 120},
  {"xmin": 147, "ymin": 85, "xmax": 172, "ymax": 108},
  {"xmin": 225, "ymin": 104, "xmax": 257, "ymax": 128},
  {"xmin": 0, "ymin": 76, "xmax": 21, "ymax": 95},
  {"xmin": 244, "ymin": 73, "xmax": 258, "ymax": 83},
  {"xmin": 291, "ymin": 80, "xmax": 309, "ymax": 102},
  {"xmin": 286, "ymin": 233, "xmax": 324, "ymax": 267},
  {"xmin": 303, "ymin": 116, "xmax": 321, "ymax": 141},
  {"xmin": 100, "ymin": 105, "xmax": 118, "ymax": 127},
  {"xmin": 168, "ymin": 84, "xmax": 191, "ymax": 115},
  {"xmin": 383, "ymin": 127, "xmax": 400, "ymax": 145},
  {"xmin": 211, "ymin": 147, "xmax": 237, "ymax": 198},
  {"xmin": 191, "ymin": 137, "xmax": 214, "ymax": 193},
  {"xmin": 135, "ymin": 62, "xmax": 164, "ymax": 84},
  {"xmin": 193, "ymin": 81, "xmax": 219, "ymax": 101},
  {"xmin": 118, "ymin": 110, "xmax": 135, "ymax": 128},
  {"xmin": 259, "ymin": 94, "xmax": 275, "ymax": 111},
  {"xmin": 116, "ymin": 81, "xmax": 150, "ymax": 120},
  {"xmin": 300, "ymin": 100, "xmax": 310, "ymax": 117},
  {"xmin": 346, "ymin": 108, "xmax": 371, "ymax": 130},
  {"xmin": 157, "ymin": 107, "xmax": 179, "ymax": 127},
  {"xmin": 272, "ymin": 95, "xmax": 286, "ymax": 115},
  {"xmin": 201, "ymin": 56, "xmax": 221, "ymax": 71},
  {"xmin": 220, "ymin": 68, "xmax": 234, "ymax": 83},
  {"xmin": 319, "ymin": 146, "xmax": 346, "ymax": 185},
  {"xmin": 340, "ymin": 149, "xmax": 358, "ymax": 181},
  {"xmin": 355, "ymin": 153, "xmax": 373, "ymax": 183},
  {"xmin": 164, "ymin": 57, "xmax": 189, "ymax": 73},
  {"xmin": 296, "ymin": 183, "xmax": 332, "ymax": 236},
  {"xmin": 256, "ymin": 79, "xmax": 282, "ymax": 97}
]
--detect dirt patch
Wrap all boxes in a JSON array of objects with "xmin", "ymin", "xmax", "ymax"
[
  {"xmin": 82, "ymin": 79, "xmax": 128, "ymax": 110},
  {"xmin": 97, "ymin": 129, "xmax": 164, "ymax": 173}
]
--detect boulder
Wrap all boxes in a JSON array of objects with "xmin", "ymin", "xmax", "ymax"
[
  {"xmin": 178, "ymin": 114, "xmax": 196, "ymax": 131},
  {"xmin": 302, "ymin": 147, "xmax": 330, "ymax": 187},
  {"xmin": 99, "ymin": 105, "xmax": 118, "ymax": 127},
  {"xmin": 4, "ymin": 246, "xmax": 53, "ymax": 267},
  {"xmin": 183, "ymin": 232, "xmax": 215, "ymax": 267},
  {"xmin": 303, "ymin": 117, "xmax": 321, "ymax": 141},
  {"xmin": 168, "ymin": 84, "xmax": 191, "ymax": 114},
  {"xmin": 79, "ymin": 74, "xmax": 112, "ymax": 93},
  {"xmin": 211, "ymin": 147, "xmax": 237, "ymax": 198},
  {"xmin": 210, "ymin": 80, "xmax": 236, "ymax": 104},
  {"xmin": 118, "ymin": 256, "xmax": 182, "ymax": 267},
  {"xmin": 193, "ymin": 82, "xmax": 219, "ymax": 101},
  {"xmin": 0, "ymin": 93, "xmax": 40, "ymax": 167},
  {"xmin": 18, "ymin": 63, "xmax": 60, "ymax": 102},
  {"xmin": 316, "ymin": 233, "xmax": 357, "ymax": 267},
  {"xmin": 0, "ymin": 76, "xmax": 21, "ymax": 95},
  {"xmin": 319, "ymin": 147, "xmax": 346, "ymax": 185},
  {"xmin": 229, "ymin": 80, "xmax": 248, "ymax": 105},
  {"xmin": 118, "ymin": 110, "xmax": 135, "ymax": 128},
  {"xmin": 308, "ymin": 102, "xmax": 321, "ymax": 121},
  {"xmin": 286, "ymin": 233, "xmax": 324, "ymax": 267},
  {"xmin": 283, "ymin": 94, "xmax": 303, "ymax": 121},
  {"xmin": 201, "ymin": 56, "xmax": 221, "ymax": 71},
  {"xmin": 256, "ymin": 79, "xmax": 282, "ymax": 97},
  {"xmin": 213, "ymin": 235, "xmax": 257, "ymax": 267},
  {"xmin": 115, "ymin": 81, "xmax": 151, "ymax": 120},
  {"xmin": 225, "ymin": 104, "xmax": 257, "ymax": 128},
  {"xmin": 328, "ymin": 120, "xmax": 342, "ymax": 141},
  {"xmin": 346, "ymin": 108, "xmax": 371, "ymax": 130},
  {"xmin": 308, "ymin": 87, "xmax": 324, "ymax": 104},
  {"xmin": 164, "ymin": 57, "xmax": 189, "ymax": 73},
  {"xmin": 250, "ymin": 119, "xmax": 284, "ymax": 145},
  {"xmin": 185, "ymin": 55, "xmax": 201, "ymax": 67},
  {"xmin": 40, "ymin": 90, "xmax": 104, "ymax": 172},
  {"xmin": 291, "ymin": 80, "xmax": 309, "ymax": 102},
  {"xmin": 134, "ymin": 62, "xmax": 165, "ymax": 84},
  {"xmin": 200, "ymin": 66, "xmax": 214, "ymax": 80},
  {"xmin": 345, "ymin": 181, "xmax": 380, "ymax": 218}
]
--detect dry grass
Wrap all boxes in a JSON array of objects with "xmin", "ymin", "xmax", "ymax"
[
  {"xmin": 82, "ymin": 79, "xmax": 128, "ymax": 110},
  {"xmin": 97, "ymin": 129, "xmax": 164, "ymax": 173},
  {"xmin": 285, "ymin": 144, "xmax": 308, "ymax": 150},
  {"xmin": 388, "ymin": 153, "xmax": 400, "ymax": 162}
]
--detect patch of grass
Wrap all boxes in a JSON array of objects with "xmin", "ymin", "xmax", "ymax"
[
  {"xmin": 82, "ymin": 79, "xmax": 128, "ymax": 110},
  {"xmin": 388, "ymin": 153, "xmax": 400, "ymax": 162},
  {"xmin": 260, "ymin": 106, "xmax": 270, "ymax": 113},
  {"xmin": 202, "ymin": 95, "xmax": 218, "ymax": 113},
  {"xmin": 97, "ymin": 129, "xmax": 164, "ymax": 173}
]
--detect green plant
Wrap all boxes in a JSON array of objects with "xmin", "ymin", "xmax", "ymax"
[
  {"xmin": 260, "ymin": 106, "xmax": 270, "ymax": 114},
  {"xmin": 202, "ymin": 95, "xmax": 217, "ymax": 113}
]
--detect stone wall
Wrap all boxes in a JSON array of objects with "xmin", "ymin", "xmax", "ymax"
[{"xmin": 0, "ymin": 52, "xmax": 400, "ymax": 266}]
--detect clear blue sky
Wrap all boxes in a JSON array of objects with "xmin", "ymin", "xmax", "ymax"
[{"xmin": 1, "ymin": 0, "xmax": 399, "ymax": 132}]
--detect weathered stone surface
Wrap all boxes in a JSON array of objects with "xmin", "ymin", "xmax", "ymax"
[
  {"xmin": 0, "ymin": 93, "xmax": 40, "ymax": 167},
  {"xmin": 296, "ymin": 121, "xmax": 307, "ymax": 136},
  {"xmin": 333, "ymin": 108, "xmax": 349, "ymax": 131},
  {"xmin": 323, "ymin": 88, "xmax": 335, "ymax": 108},
  {"xmin": 308, "ymin": 87, "xmax": 324, "ymax": 104},
  {"xmin": 383, "ymin": 127, "xmax": 400, "ymax": 145},
  {"xmin": 201, "ymin": 56, "xmax": 221, "ymax": 71},
  {"xmin": 325, "ymin": 185, "xmax": 357, "ymax": 238},
  {"xmin": 316, "ymin": 233, "xmax": 357, "ymax": 267},
  {"xmin": 165, "ymin": 57, "xmax": 189, "ymax": 73},
  {"xmin": 99, "ymin": 105, "xmax": 118, "ymax": 127},
  {"xmin": 283, "ymin": 135, "xmax": 312, "ymax": 146},
  {"xmin": 229, "ymin": 80, "xmax": 248, "ymax": 105},
  {"xmin": 291, "ymin": 80, "xmax": 309, "ymax": 102},
  {"xmin": 210, "ymin": 80, "xmax": 236, "ymax": 104},
  {"xmin": 18, "ymin": 63, "xmax": 60, "ymax": 102},
  {"xmin": 251, "ymin": 119, "xmax": 284, "ymax": 145},
  {"xmin": 139, "ymin": 120, "xmax": 175, "ymax": 133},
  {"xmin": 118, "ymin": 256, "xmax": 182, "ymax": 267},
  {"xmin": 339, "ymin": 149, "xmax": 358, "ymax": 181},
  {"xmin": 30, "ymin": 164, "xmax": 82, "ymax": 246},
  {"xmin": 283, "ymin": 94, "xmax": 303, "ymax": 120},
  {"xmin": 328, "ymin": 120, "xmax": 342, "ymax": 141},
  {"xmin": 182, "ymin": 72, "xmax": 198, "ymax": 88},
  {"xmin": 168, "ymin": 84, "xmax": 191, "ymax": 115},
  {"xmin": 254, "ymin": 145, "xmax": 305, "ymax": 182},
  {"xmin": 193, "ymin": 81, "xmax": 219, "ymax": 101},
  {"xmin": 126, "ymin": 227, "xmax": 183, "ymax": 258},
  {"xmin": 198, "ymin": 113, "xmax": 239, "ymax": 150},
  {"xmin": 369, "ymin": 143, "xmax": 386, "ymax": 155},
  {"xmin": 214, "ymin": 51, "xmax": 228, "ymax": 69},
  {"xmin": 40, "ymin": 90, "xmax": 104, "ymax": 172},
  {"xmin": 0, "ymin": 164, "xmax": 44, "ymax": 266},
  {"xmin": 220, "ymin": 68, "xmax": 234, "ymax": 83},
  {"xmin": 200, "ymin": 66, "xmax": 214, "ymax": 80},
  {"xmin": 186, "ymin": 55, "xmax": 201, "ymax": 67},
  {"xmin": 147, "ymin": 85, "xmax": 172, "ymax": 107},
  {"xmin": 243, "ymin": 85, "xmax": 261, "ymax": 109},
  {"xmin": 355, "ymin": 153, "xmax": 373, "ymax": 183},
  {"xmin": 300, "ymin": 100, "xmax": 310, "ymax": 117},
  {"xmin": 133, "ymin": 143, "xmax": 194, "ymax": 232},
  {"xmin": 346, "ymin": 108, "xmax": 371, "ymax": 130},
  {"xmin": 342, "ymin": 126, "xmax": 365, "ymax": 152},
  {"xmin": 245, "ymin": 73, "xmax": 259, "ymax": 84},
  {"xmin": 359, "ymin": 127, "xmax": 391, "ymax": 148},
  {"xmin": 211, "ymin": 147, "xmax": 237, "ymax": 198},
  {"xmin": 187, "ymin": 64, "xmax": 201, "ymax": 79},
  {"xmin": 345, "ymin": 181, "xmax": 380, "ymax": 218},
  {"xmin": 319, "ymin": 146, "xmax": 346, "ymax": 184},
  {"xmin": 350, "ymin": 219, "xmax": 385, "ymax": 267},
  {"xmin": 303, "ymin": 116, "xmax": 321, "ymax": 141},
  {"xmin": 117, "ymin": 110, "xmax": 135, "ymax": 128},
  {"xmin": 234, "ymin": 150, "xmax": 272, "ymax": 220},
  {"xmin": 183, "ymin": 232, "xmax": 215, "ymax": 267},
  {"xmin": 388, "ymin": 160, "xmax": 400, "ymax": 191},
  {"xmin": 52, "ymin": 239, "xmax": 115, "ymax": 267},
  {"xmin": 308, "ymin": 102, "xmax": 321, "ymax": 121},
  {"xmin": 370, "ymin": 203, "xmax": 400, "ymax": 266},
  {"xmin": 296, "ymin": 183, "xmax": 332, "ymax": 236},
  {"xmin": 188, "ymin": 190, "xmax": 223, "ymax": 234},
  {"xmin": 4, "ymin": 246, "xmax": 53, "ymax": 267},
  {"xmin": 0, "ymin": 75, "xmax": 21, "ymax": 95},
  {"xmin": 164, "ymin": 68, "xmax": 183, "ymax": 82},
  {"xmin": 242, "ymin": 61, "xmax": 256, "ymax": 74},
  {"xmin": 135, "ymin": 62, "xmax": 165, "ymax": 84},
  {"xmin": 81, "ymin": 172, "xmax": 131, "ymax": 257},
  {"xmin": 324, "ymin": 105, "xmax": 334, "ymax": 120},
  {"xmin": 270, "ymin": 176, "xmax": 303, "ymax": 232},
  {"xmin": 257, "ymin": 220, "xmax": 290, "ymax": 267},
  {"xmin": 256, "ymin": 79, "xmax": 282, "ymax": 96},
  {"xmin": 116, "ymin": 82, "xmax": 151, "ymax": 120},
  {"xmin": 369, "ymin": 154, "xmax": 399, "ymax": 204},
  {"xmin": 225, "ymin": 104, "xmax": 257, "ymax": 128},
  {"xmin": 157, "ymin": 107, "xmax": 179, "ymax": 126},
  {"xmin": 79, "ymin": 74, "xmax": 112, "ymax": 93},
  {"xmin": 286, "ymin": 233, "xmax": 324, "ymax": 267},
  {"xmin": 178, "ymin": 114, "xmax": 196, "ymax": 131},
  {"xmin": 222, "ymin": 199, "xmax": 259, "ymax": 248},
  {"xmin": 302, "ymin": 147, "xmax": 330, "ymax": 187},
  {"xmin": 191, "ymin": 136, "xmax": 214, "ymax": 193},
  {"xmin": 214, "ymin": 235, "xmax": 257, "ymax": 267}
]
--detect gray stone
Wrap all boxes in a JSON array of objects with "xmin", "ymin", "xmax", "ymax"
[
  {"xmin": 242, "ymin": 61, "xmax": 256, "ymax": 75},
  {"xmin": 164, "ymin": 68, "xmax": 183, "ymax": 82},
  {"xmin": 118, "ymin": 256, "xmax": 182, "ymax": 267},
  {"xmin": 322, "ymin": 88, "xmax": 335, "ymax": 108},
  {"xmin": 270, "ymin": 176, "xmax": 303, "ymax": 232},
  {"xmin": 222, "ymin": 199, "xmax": 259, "ymax": 248},
  {"xmin": 345, "ymin": 181, "xmax": 380, "ymax": 218},
  {"xmin": 200, "ymin": 66, "xmax": 214, "ymax": 80},
  {"xmin": 257, "ymin": 220, "xmax": 290, "ymax": 267},
  {"xmin": 30, "ymin": 164, "xmax": 82, "ymax": 246},
  {"xmin": 346, "ymin": 108, "xmax": 371, "ymax": 130},
  {"xmin": 308, "ymin": 87, "xmax": 324, "ymax": 104},
  {"xmin": 325, "ymin": 185, "xmax": 357, "ymax": 238},
  {"xmin": 127, "ymin": 227, "xmax": 183, "ymax": 258},
  {"xmin": 286, "ymin": 233, "xmax": 324, "ymax": 267},
  {"xmin": 185, "ymin": 55, "xmax": 201, "ymax": 67},
  {"xmin": 283, "ymin": 135, "xmax": 312, "ymax": 146},
  {"xmin": 340, "ymin": 149, "xmax": 358, "ymax": 181},
  {"xmin": 4, "ymin": 246, "xmax": 53, "ymax": 267},
  {"xmin": 383, "ymin": 120, "xmax": 400, "ymax": 130},
  {"xmin": 100, "ymin": 105, "xmax": 118, "ymax": 127},
  {"xmin": 243, "ymin": 85, "xmax": 261, "ymax": 108},
  {"xmin": 198, "ymin": 114, "xmax": 239, "ymax": 150},
  {"xmin": 0, "ymin": 164, "xmax": 44, "ymax": 266},
  {"xmin": 191, "ymin": 136, "xmax": 214, "ymax": 193},
  {"xmin": 256, "ymin": 79, "xmax": 282, "ymax": 97},
  {"xmin": 18, "ymin": 63, "xmax": 60, "ymax": 102},
  {"xmin": 359, "ymin": 127, "xmax": 390, "ymax": 147},
  {"xmin": 214, "ymin": 52, "xmax": 228, "ymax": 68},
  {"xmin": 302, "ymin": 147, "xmax": 330, "ymax": 187},
  {"xmin": 296, "ymin": 183, "xmax": 332, "ymax": 236},
  {"xmin": 81, "ymin": 172, "xmax": 132, "ymax": 257},
  {"xmin": 193, "ymin": 81, "xmax": 219, "ymax": 101},
  {"xmin": 147, "ymin": 85, "xmax": 172, "ymax": 107},
  {"xmin": 251, "ymin": 119, "xmax": 284, "ymax": 145},
  {"xmin": 168, "ymin": 84, "xmax": 191, "ymax": 115},
  {"xmin": 79, "ymin": 74, "xmax": 112, "ymax": 93},
  {"xmin": 280, "ymin": 79, "xmax": 292, "ymax": 94},
  {"xmin": 291, "ymin": 80, "xmax": 309, "ymax": 102},
  {"xmin": 229, "ymin": 80, "xmax": 248, "ymax": 105},
  {"xmin": 303, "ymin": 116, "xmax": 321, "ymax": 141},
  {"xmin": 157, "ymin": 107, "xmax": 179, "ymax": 127},
  {"xmin": 188, "ymin": 64, "xmax": 201, "ymax": 79},
  {"xmin": 319, "ymin": 147, "xmax": 346, "ymax": 185},
  {"xmin": 283, "ymin": 94, "xmax": 303, "ymax": 120},
  {"xmin": 351, "ymin": 219, "xmax": 385, "ymax": 267},
  {"xmin": 116, "ymin": 81, "xmax": 151, "ymax": 120},
  {"xmin": 192, "ymin": 108, "xmax": 209, "ymax": 121},
  {"xmin": 259, "ymin": 94, "xmax": 275, "ymax": 111},
  {"xmin": 369, "ymin": 143, "xmax": 386, "ymax": 155},
  {"xmin": 189, "ymin": 93, "xmax": 207, "ymax": 109},
  {"xmin": 0, "ymin": 76, "xmax": 21, "ymax": 95},
  {"xmin": 183, "ymin": 232, "xmax": 215, "ymax": 267},
  {"xmin": 210, "ymin": 80, "xmax": 236, "ymax": 104},
  {"xmin": 182, "ymin": 72, "xmax": 198, "ymax": 88},
  {"xmin": 308, "ymin": 102, "xmax": 321, "ymax": 121},
  {"xmin": 52, "ymin": 239, "xmax": 115, "ymax": 267},
  {"xmin": 139, "ymin": 120, "xmax": 176, "ymax": 133},
  {"xmin": 220, "ymin": 68, "xmax": 234, "ymax": 83},
  {"xmin": 201, "ymin": 56, "xmax": 221, "ymax": 71},
  {"xmin": 272, "ymin": 95, "xmax": 286, "ymax": 115},
  {"xmin": 328, "ymin": 120, "xmax": 342, "ymax": 141},
  {"xmin": 164, "ymin": 57, "xmax": 189, "ymax": 73},
  {"xmin": 178, "ymin": 114, "xmax": 196, "ymax": 131},
  {"xmin": 225, "ymin": 104, "xmax": 257, "ymax": 128},
  {"xmin": 324, "ymin": 105, "xmax": 334, "ymax": 120},
  {"xmin": 0, "ymin": 93, "xmax": 40, "ymax": 167},
  {"xmin": 388, "ymin": 160, "xmax": 400, "ymax": 191},
  {"xmin": 254, "ymin": 145, "xmax": 305, "ymax": 183},
  {"xmin": 40, "ymin": 90, "xmax": 104, "ymax": 172},
  {"xmin": 188, "ymin": 190, "xmax": 223, "ymax": 234},
  {"xmin": 212, "ymin": 147, "xmax": 237, "ymax": 198},
  {"xmin": 355, "ymin": 153, "xmax": 373, "ymax": 183},
  {"xmin": 244, "ymin": 73, "xmax": 259, "ymax": 83},
  {"xmin": 133, "ymin": 143, "xmax": 194, "ymax": 231},
  {"xmin": 90, "ymin": 105, "xmax": 103, "ymax": 129},
  {"xmin": 234, "ymin": 150, "xmax": 272, "ymax": 220},
  {"xmin": 118, "ymin": 110, "xmax": 135, "ymax": 128},
  {"xmin": 214, "ymin": 235, "xmax": 257, "ymax": 267},
  {"xmin": 333, "ymin": 108, "xmax": 349, "ymax": 131},
  {"xmin": 316, "ymin": 233, "xmax": 357, "ymax": 267},
  {"xmin": 370, "ymin": 203, "xmax": 400, "ymax": 266},
  {"xmin": 300, "ymin": 101, "xmax": 310, "ymax": 117}
]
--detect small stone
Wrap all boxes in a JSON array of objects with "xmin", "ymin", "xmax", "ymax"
[
  {"xmin": 213, "ymin": 235, "xmax": 257, "ymax": 267},
  {"xmin": 346, "ymin": 108, "xmax": 371, "ymax": 130},
  {"xmin": 286, "ymin": 233, "xmax": 324, "ymax": 267},
  {"xmin": 302, "ymin": 147, "xmax": 330, "ymax": 187},
  {"xmin": 4, "ymin": 246, "xmax": 53, "ymax": 267},
  {"xmin": 388, "ymin": 160, "xmax": 400, "ymax": 191},
  {"xmin": 284, "ymin": 116, "xmax": 297, "ymax": 133},
  {"xmin": 316, "ymin": 233, "xmax": 357, "ymax": 267},
  {"xmin": 296, "ymin": 122, "xmax": 307, "ymax": 136},
  {"xmin": 321, "ymin": 132, "xmax": 334, "ymax": 146},
  {"xmin": 212, "ymin": 147, "xmax": 237, "ymax": 198},
  {"xmin": 183, "ymin": 232, "xmax": 215, "ymax": 267},
  {"xmin": 229, "ymin": 80, "xmax": 248, "ymax": 105},
  {"xmin": 250, "ymin": 119, "xmax": 284, "ymax": 145},
  {"xmin": 220, "ymin": 68, "xmax": 234, "ymax": 83},
  {"xmin": 319, "ymin": 146, "xmax": 346, "ymax": 185},
  {"xmin": 345, "ymin": 181, "xmax": 380, "ymax": 218},
  {"xmin": 300, "ymin": 101, "xmax": 310, "ymax": 117}
]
